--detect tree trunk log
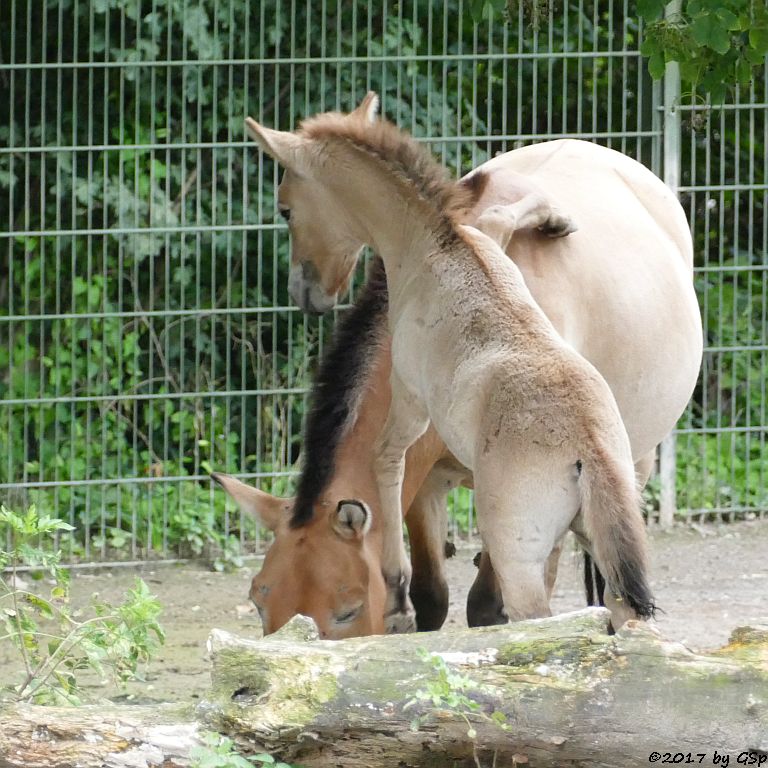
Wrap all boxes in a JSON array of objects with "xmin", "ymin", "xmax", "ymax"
[{"xmin": 1, "ymin": 609, "xmax": 767, "ymax": 768}]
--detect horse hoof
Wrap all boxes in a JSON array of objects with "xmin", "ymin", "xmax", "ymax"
[{"xmin": 385, "ymin": 611, "xmax": 418, "ymax": 634}]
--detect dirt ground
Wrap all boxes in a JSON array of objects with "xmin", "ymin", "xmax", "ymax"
[{"xmin": 2, "ymin": 519, "xmax": 766, "ymax": 704}]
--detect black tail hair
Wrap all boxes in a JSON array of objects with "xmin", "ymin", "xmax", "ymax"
[{"xmin": 583, "ymin": 552, "xmax": 606, "ymax": 607}]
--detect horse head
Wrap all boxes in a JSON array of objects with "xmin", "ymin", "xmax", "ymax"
[
  {"xmin": 211, "ymin": 473, "xmax": 386, "ymax": 639},
  {"xmin": 245, "ymin": 92, "xmax": 381, "ymax": 314}
]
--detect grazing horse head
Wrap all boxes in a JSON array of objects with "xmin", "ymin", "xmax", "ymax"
[
  {"xmin": 246, "ymin": 93, "xmax": 381, "ymax": 314},
  {"xmin": 211, "ymin": 473, "xmax": 386, "ymax": 639}
]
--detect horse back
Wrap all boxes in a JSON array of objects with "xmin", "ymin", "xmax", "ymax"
[{"xmin": 467, "ymin": 139, "xmax": 692, "ymax": 269}]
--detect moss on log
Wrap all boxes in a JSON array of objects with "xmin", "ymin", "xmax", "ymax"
[{"xmin": 1, "ymin": 609, "xmax": 767, "ymax": 768}]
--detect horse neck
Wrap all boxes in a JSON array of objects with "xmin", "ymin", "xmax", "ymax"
[
  {"xmin": 322, "ymin": 151, "xmax": 446, "ymax": 287},
  {"xmin": 316, "ymin": 342, "xmax": 392, "ymax": 533}
]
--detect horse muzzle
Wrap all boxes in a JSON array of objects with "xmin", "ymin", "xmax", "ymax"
[{"xmin": 289, "ymin": 262, "xmax": 337, "ymax": 315}]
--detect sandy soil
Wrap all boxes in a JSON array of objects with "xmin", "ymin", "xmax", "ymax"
[{"xmin": 1, "ymin": 519, "xmax": 766, "ymax": 704}]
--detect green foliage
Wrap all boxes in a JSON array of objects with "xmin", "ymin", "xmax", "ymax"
[
  {"xmin": 477, "ymin": 0, "xmax": 767, "ymax": 100},
  {"xmin": 190, "ymin": 732, "xmax": 300, "ymax": 768},
  {"xmin": 0, "ymin": 0, "xmax": 480, "ymax": 560},
  {"xmin": 0, "ymin": 505, "xmax": 164, "ymax": 704},
  {"xmin": 673, "ymin": 253, "xmax": 768, "ymax": 514},
  {"xmin": 639, "ymin": 0, "xmax": 768, "ymax": 100},
  {"xmin": 468, "ymin": 0, "xmax": 510, "ymax": 24},
  {"xmin": 0, "ymin": 0, "xmax": 764, "ymax": 549}
]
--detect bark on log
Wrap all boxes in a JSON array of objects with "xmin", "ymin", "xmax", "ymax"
[{"xmin": 1, "ymin": 609, "xmax": 767, "ymax": 768}]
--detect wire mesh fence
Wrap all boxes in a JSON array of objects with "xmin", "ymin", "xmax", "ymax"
[{"xmin": 1, "ymin": 1, "xmax": 766, "ymax": 565}]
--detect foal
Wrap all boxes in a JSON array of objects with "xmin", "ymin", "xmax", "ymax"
[{"xmin": 247, "ymin": 95, "xmax": 657, "ymax": 629}]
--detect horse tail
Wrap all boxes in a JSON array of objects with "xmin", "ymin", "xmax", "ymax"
[
  {"xmin": 582, "ymin": 552, "xmax": 605, "ymax": 607},
  {"xmin": 578, "ymin": 446, "xmax": 656, "ymax": 619}
]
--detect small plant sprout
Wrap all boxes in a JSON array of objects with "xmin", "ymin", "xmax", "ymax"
[
  {"xmin": 405, "ymin": 649, "xmax": 510, "ymax": 738},
  {"xmin": 0, "ymin": 505, "xmax": 165, "ymax": 704},
  {"xmin": 190, "ymin": 732, "xmax": 301, "ymax": 768}
]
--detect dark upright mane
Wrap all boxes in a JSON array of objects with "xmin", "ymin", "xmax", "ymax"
[
  {"xmin": 290, "ymin": 258, "xmax": 389, "ymax": 528},
  {"xmin": 299, "ymin": 112, "xmax": 478, "ymax": 231}
]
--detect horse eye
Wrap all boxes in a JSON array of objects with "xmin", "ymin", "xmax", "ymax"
[
  {"xmin": 335, "ymin": 605, "xmax": 361, "ymax": 624},
  {"xmin": 278, "ymin": 207, "xmax": 291, "ymax": 222}
]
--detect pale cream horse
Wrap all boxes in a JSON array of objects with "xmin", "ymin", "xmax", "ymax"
[{"xmin": 246, "ymin": 94, "xmax": 703, "ymax": 630}]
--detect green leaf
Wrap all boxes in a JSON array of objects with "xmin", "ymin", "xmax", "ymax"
[
  {"xmin": 749, "ymin": 25, "xmax": 768, "ymax": 54},
  {"xmin": 468, "ymin": 0, "xmax": 487, "ymax": 24},
  {"xmin": 735, "ymin": 57, "xmax": 753, "ymax": 85},
  {"xmin": 744, "ymin": 44, "xmax": 766, "ymax": 64},
  {"xmin": 691, "ymin": 13, "xmax": 732, "ymax": 54},
  {"xmin": 648, "ymin": 51, "xmax": 666, "ymax": 79},
  {"xmin": 637, "ymin": 0, "xmax": 665, "ymax": 20},
  {"xmin": 23, "ymin": 593, "xmax": 56, "ymax": 619},
  {"xmin": 679, "ymin": 59, "xmax": 703, "ymax": 83},
  {"xmin": 715, "ymin": 7, "xmax": 739, "ymax": 30}
]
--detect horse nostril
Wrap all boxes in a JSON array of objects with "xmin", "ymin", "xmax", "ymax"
[{"xmin": 301, "ymin": 260, "xmax": 319, "ymax": 280}]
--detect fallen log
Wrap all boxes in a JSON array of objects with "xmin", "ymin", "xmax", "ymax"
[{"xmin": 0, "ymin": 609, "xmax": 766, "ymax": 768}]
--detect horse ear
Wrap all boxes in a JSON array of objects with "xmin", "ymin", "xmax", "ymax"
[
  {"xmin": 245, "ymin": 118, "xmax": 309, "ymax": 169},
  {"xmin": 332, "ymin": 499, "xmax": 372, "ymax": 541},
  {"xmin": 210, "ymin": 472, "xmax": 292, "ymax": 532},
  {"xmin": 350, "ymin": 91, "xmax": 380, "ymax": 124}
]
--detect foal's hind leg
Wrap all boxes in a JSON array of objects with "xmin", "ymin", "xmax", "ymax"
[
  {"xmin": 475, "ymin": 193, "xmax": 577, "ymax": 251},
  {"xmin": 473, "ymin": 457, "xmax": 578, "ymax": 622},
  {"xmin": 375, "ymin": 374, "xmax": 430, "ymax": 633}
]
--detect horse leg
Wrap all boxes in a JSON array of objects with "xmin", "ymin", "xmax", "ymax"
[
  {"xmin": 473, "ymin": 458, "xmax": 577, "ymax": 622},
  {"xmin": 467, "ymin": 549, "xmax": 506, "ymax": 626},
  {"xmin": 374, "ymin": 374, "xmax": 430, "ymax": 634},
  {"xmin": 545, "ymin": 537, "xmax": 564, "ymax": 597},
  {"xmin": 475, "ymin": 193, "xmax": 577, "ymax": 250},
  {"xmin": 406, "ymin": 461, "xmax": 466, "ymax": 631},
  {"xmin": 466, "ymin": 535, "xmax": 563, "ymax": 627}
]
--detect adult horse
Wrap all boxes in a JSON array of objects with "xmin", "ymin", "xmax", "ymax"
[{"xmin": 237, "ymin": 94, "xmax": 702, "ymax": 634}]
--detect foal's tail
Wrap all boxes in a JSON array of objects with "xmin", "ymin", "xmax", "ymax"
[
  {"xmin": 578, "ymin": 447, "xmax": 656, "ymax": 619},
  {"xmin": 583, "ymin": 552, "xmax": 605, "ymax": 608}
]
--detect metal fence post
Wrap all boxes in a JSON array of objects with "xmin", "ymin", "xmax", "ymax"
[{"xmin": 659, "ymin": 0, "xmax": 683, "ymax": 528}]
